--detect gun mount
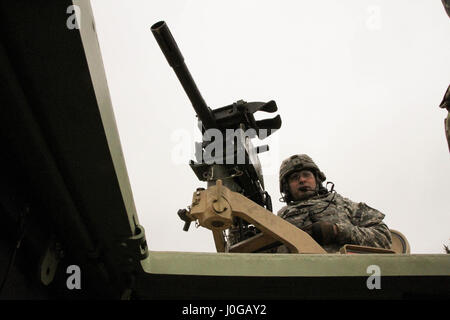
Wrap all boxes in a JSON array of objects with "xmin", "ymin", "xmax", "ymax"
[{"xmin": 151, "ymin": 21, "xmax": 284, "ymax": 248}]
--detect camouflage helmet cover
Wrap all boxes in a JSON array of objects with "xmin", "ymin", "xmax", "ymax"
[{"xmin": 279, "ymin": 154, "xmax": 326, "ymax": 192}]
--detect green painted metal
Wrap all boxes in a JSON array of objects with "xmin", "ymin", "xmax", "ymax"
[
  {"xmin": 75, "ymin": 0, "xmax": 140, "ymax": 235},
  {"xmin": 141, "ymin": 251, "xmax": 450, "ymax": 277}
]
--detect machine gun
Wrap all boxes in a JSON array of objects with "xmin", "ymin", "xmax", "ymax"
[{"xmin": 151, "ymin": 21, "xmax": 326, "ymax": 253}]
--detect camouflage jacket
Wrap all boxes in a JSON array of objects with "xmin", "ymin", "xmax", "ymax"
[{"xmin": 277, "ymin": 192, "xmax": 392, "ymax": 253}]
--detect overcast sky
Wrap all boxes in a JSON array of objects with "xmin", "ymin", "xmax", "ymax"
[{"xmin": 90, "ymin": 0, "xmax": 449, "ymax": 254}]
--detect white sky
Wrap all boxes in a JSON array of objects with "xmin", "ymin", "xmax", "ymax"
[{"xmin": 90, "ymin": 0, "xmax": 450, "ymax": 254}]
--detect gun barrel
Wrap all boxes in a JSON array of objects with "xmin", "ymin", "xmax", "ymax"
[{"xmin": 151, "ymin": 21, "xmax": 216, "ymax": 129}]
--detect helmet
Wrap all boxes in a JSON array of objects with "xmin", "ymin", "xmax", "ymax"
[{"xmin": 279, "ymin": 154, "xmax": 326, "ymax": 194}]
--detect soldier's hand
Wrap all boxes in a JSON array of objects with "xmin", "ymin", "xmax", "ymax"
[{"xmin": 311, "ymin": 221, "xmax": 338, "ymax": 245}]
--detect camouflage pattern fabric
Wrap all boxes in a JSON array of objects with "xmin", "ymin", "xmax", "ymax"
[{"xmin": 277, "ymin": 192, "xmax": 392, "ymax": 253}]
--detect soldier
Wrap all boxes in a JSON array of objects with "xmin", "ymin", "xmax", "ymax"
[{"xmin": 277, "ymin": 154, "xmax": 392, "ymax": 253}]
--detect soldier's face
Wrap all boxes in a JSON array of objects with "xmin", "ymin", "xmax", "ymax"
[{"xmin": 288, "ymin": 169, "xmax": 317, "ymax": 200}]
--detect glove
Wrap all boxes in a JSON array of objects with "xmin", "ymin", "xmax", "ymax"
[{"xmin": 311, "ymin": 221, "xmax": 338, "ymax": 245}]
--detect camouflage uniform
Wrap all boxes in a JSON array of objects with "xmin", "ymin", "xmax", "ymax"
[
  {"xmin": 277, "ymin": 154, "xmax": 392, "ymax": 253},
  {"xmin": 277, "ymin": 192, "xmax": 392, "ymax": 253}
]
